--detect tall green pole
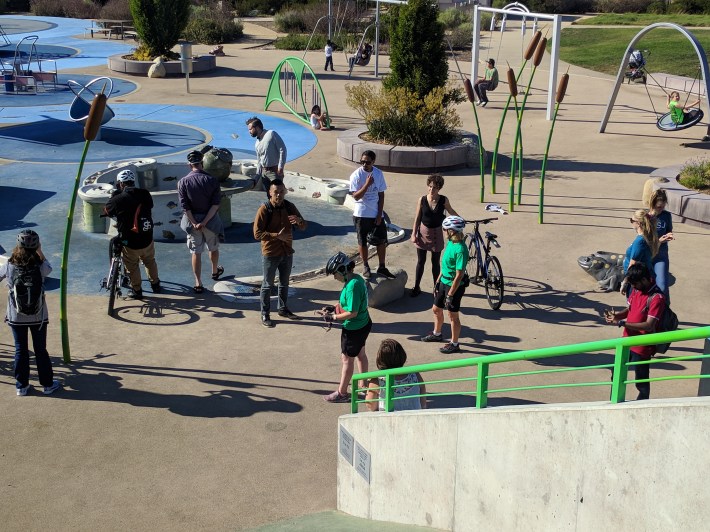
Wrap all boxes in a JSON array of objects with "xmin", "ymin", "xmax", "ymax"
[
  {"xmin": 464, "ymin": 79, "xmax": 486, "ymax": 203},
  {"xmin": 539, "ymin": 73, "xmax": 569, "ymax": 224},
  {"xmin": 59, "ymin": 90, "xmax": 107, "ymax": 363}
]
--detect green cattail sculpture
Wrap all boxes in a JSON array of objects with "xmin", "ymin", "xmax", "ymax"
[
  {"xmin": 507, "ymin": 67, "xmax": 520, "ymax": 212},
  {"xmin": 539, "ymin": 72, "xmax": 569, "ymax": 224},
  {"xmin": 464, "ymin": 78, "xmax": 486, "ymax": 203}
]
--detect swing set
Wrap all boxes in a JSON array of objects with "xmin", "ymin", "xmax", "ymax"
[{"xmin": 600, "ymin": 22, "xmax": 710, "ymax": 140}]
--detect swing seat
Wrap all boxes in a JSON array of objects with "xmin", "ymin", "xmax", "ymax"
[{"xmin": 656, "ymin": 108, "xmax": 704, "ymax": 131}]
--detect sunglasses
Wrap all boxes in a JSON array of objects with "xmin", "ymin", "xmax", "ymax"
[
  {"xmin": 629, "ymin": 218, "xmax": 638, "ymax": 224},
  {"xmin": 360, "ymin": 159, "xmax": 373, "ymax": 165}
]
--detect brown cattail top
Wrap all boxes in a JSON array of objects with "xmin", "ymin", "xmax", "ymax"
[
  {"xmin": 507, "ymin": 68, "xmax": 517, "ymax": 97},
  {"xmin": 524, "ymin": 31, "xmax": 542, "ymax": 61},
  {"xmin": 533, "ymin": 37, "xmax": 547, "ymax": 67},
  {"xmin": 84, "ymin": 93, "xmax": 107, "ymax": 141},
  {"xmin": 464, "ymin": 78, "xmax": 475, "ymax": 104},
  {"xmin": 556, "ymin": 73, "xmax": 569, "ymax": 103}
]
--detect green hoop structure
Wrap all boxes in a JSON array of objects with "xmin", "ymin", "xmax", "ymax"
[{"xmin": 264, "ymin": 56, "xmax": 330, "ymax": 128}]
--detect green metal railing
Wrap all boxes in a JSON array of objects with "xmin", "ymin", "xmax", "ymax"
[{"xmin": 351, "ymin": 326, "xmax": 710, "ymax": 413}]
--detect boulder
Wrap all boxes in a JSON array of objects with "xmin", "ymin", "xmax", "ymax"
[
  {"xmin": 366, "ymin": 268, "xmax": 408, "ymax": 308},
  {"xmin": 147, "ymin": 57, "xmax": 166, "ymax": 78},
  {"xmin": 203, "ymin": 147, "xmax": 233, "ymax": 182}
]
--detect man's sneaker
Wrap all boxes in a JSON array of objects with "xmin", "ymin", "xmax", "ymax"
[
  {"xmin": 377, "ymin": 266, "xmax": 396, "ymax": 279},
  {"xmin": 362, "ymin": 265, "xmax": 372, "ymax": 280},
  {"xmin": 278, "ymin": 308, "xmax": 301, "ymax": 320},
  {"xmin": 43, "ymin": 380, "xmax": 61, "ymax": 395},
  {"xmin": 151, "ymin": 281, "xmax": 161, "ymax": 293},
  {"xmin": 323, "ymin": 391, "xmax": 351, "ymax": 403},
  {"xmin": 440, "ymin": 342, "xmax": 461, "ymax": 354},
  {"xmin": 261, "ymin": 314, "xmax": 274, "ymax": 328},
  {"xmin": 126, "ymin": 289, "xmax": 143, "ymax": 300},
  {"xmin": 16, "ymin": 384, "xmax": 31, "ymax": 396},
  {"xmin": 421, "ymin": 332, "xmax": 444, "ymax": 342},
  {"xmin": 480, "ymin": 101, "xmax": 488, "ymax": 108}
]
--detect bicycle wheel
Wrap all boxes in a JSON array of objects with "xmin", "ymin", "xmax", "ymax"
[
  {"xmin": 484, "ymin": 255, "xmax": 504, "ymax": 310},
  {"xmin": 466, "ymin": 237, "xmax": 481, "ymax": 284},
  {"xmin": 107, "ymin": 258, "xmax": 120, "ymax": 317}
]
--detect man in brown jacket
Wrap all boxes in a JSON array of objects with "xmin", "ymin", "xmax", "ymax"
[{"xmin": 253, "ymin": 179, "xmax": 308, "ymax": 327}]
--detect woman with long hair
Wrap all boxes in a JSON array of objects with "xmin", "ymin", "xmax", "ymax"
[
  {"xmin": 421, "ymin": 216, "xmax": 469, "ymax": 354},
  {"xmin": 410, "ymin": 174, "xmax": 459, "ymax": 297},
  {"xmin": 0, "ymin": 230, "xmax": 60, "ymax": 396},
  {"xmin": 648, "ymin": 189, "xmax": 674, "ymax": 300},
  {"xmin": 365, "ymin": 339, "xmax": 426, "ymax": 411},
  {"xmin": 621, "ymin": 209, "xmax": 659, "ymax": 295}
]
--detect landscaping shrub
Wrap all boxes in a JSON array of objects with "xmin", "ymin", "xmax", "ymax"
[
  {"xmin": 62, "ymin": 0, "xmax": 100, "ymax": 18},
  {"xmin": 679, "ymin": 158, "xmax": 710, "ymax": 190},
  {"xmin": 448, "ymin": 22, "xmax": 474, "ymax": 50},
  {"xmin": 183, "ymin": 17, "xmax": 243, "ymax": 44},
  {"xmin": 130, "ymin": 0, "xmax": 190, "ymax": 58},
  {"xmin": 667, "ymin": 0, "xmax": 710, "ymax": 14},
  {"xmin": 493, "ymin": 0, "xmax": 593, "ymax": 13},
  {"xmin": 439, "ymin": 8, "xmax": 469, "ymax": 30},
  {"xmin": 100, "ymin": 0, "xmax": 131, "ymax": 20},
  {"xmin": 346, "ymin": 83, "xmax": 464, "ymax": 146},
  {"xmin": 274, "ymin": 9, "xmax": 307, "ymax": 33},
  {"xmin": 594, "ymin": 0, "xmax": 654, "ymax": 13},
  {"xmin": 6, "ymin": 1, "xmax": 31, "ymax": 13},
  {"xmin": 30, "ymin": 0, "xmax": 67, "ymax": 17},
  {"xmin": 273, "ymin": 33, "xmax": 313, "ymax": 50},
  {"xmin": 385, "ymin": 0, "xmax": 448, "ymax": 98}
]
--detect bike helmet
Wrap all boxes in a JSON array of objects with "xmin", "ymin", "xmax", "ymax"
[
  {"xmin": 116, "ymin": 169, "xmax": 136, "ymax": 183},
  {"xmin": 442, "ymin": 215, "xmax": 466, "ymax": 232},
  {"xmin": 325, "ymin": 251, "xmax": 352, "ymax": 275},
  {"xmin": 187, "ymin": 150, "xmax": 203, "ymax": 164},
  {"xmin": 17, "ymin": 229, "xmax": 40, "ymax": 250}
]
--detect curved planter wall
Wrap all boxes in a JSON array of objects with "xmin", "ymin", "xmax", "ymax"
[
  {"xmin": 647, "ymin": 164, "xmax": 710, "ymax": 229},
  {"xmin": 108, "ymin": 54, "xmax": 217, "ymax": 76},
  {"xmin": 337, "ymin": 127, "xmax": 482, "ymax": 173}
]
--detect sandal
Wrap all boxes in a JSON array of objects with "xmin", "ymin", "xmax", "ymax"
[
  {"xmin": 211, "ymin": 265, "xmax": 224, "ymax": 281},
  {"xmin": 193, "ymin": 285, "xmax": 204, "ymax": 294}
]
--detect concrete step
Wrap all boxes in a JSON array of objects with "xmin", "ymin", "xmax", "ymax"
[{"xmin": 247, "ymin": 511, "xmax": 444, "ymax": 531}]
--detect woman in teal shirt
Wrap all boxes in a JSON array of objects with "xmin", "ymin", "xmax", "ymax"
[
  {"xmin": 322, "ymin": 252, "xmax": 371, "ymax": 403},
  {"xmin": 421, "ymin": 216, "xmax": 469, "ymax": 354}
]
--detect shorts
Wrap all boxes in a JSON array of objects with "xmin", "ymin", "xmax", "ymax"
[
  {"xmin": 353, "ymin": 216, "xmax": 387, "ymax": 246},
  {"xmin": 341, "ymin": 318, "xmax": 372, "ymax": 357},
  {"xmin": 187, "ymin": 226, "xmax": 219, "ymax": 254},
  {"xmin": 434, "ymin": 281, "xmax": 465, "ymax": 312}
]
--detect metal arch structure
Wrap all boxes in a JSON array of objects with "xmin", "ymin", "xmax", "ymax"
[
  {"xmin": 599, "ymin": 22, "xmax": 710, "ymax": 137},
  {"xmin": 471, "ymin": 4, "xmax": 561, "ymax": 120},
  {"xmin": 495, "ymin": 2, "xmax": 537, "ymax": 35},
  {"xmin": 264, "ymin": 56, "xmax": 331, "ymax": 128}
]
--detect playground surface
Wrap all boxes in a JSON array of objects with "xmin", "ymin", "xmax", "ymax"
[{"xmin": 0, "ymin": 14, "xmax": 709, "ymax": 531}]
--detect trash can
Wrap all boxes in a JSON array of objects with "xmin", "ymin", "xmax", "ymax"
[{"xmin": 218, "ymin": 194, "xmax": 232, "ymax": 229}]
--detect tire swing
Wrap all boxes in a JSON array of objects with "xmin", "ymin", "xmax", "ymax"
[{"xmin": 656, "ymin": 108, "xmax": 704, "ymax": 131}]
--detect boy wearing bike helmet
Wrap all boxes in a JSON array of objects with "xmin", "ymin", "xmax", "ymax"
[
  {"xmin": 104, "ymin": 168, "xmax": 160, "ymax": 299},
  {"xmin": 322, "ymin": 251, "xmax": 371, "ymax": 403},
  {"xmin": 0, "ymin": 230, "xmax": 61, "ymax": 396},
  {"xmin": 421, "ymin": 216, "xmax": 469, "ymax": 354}
]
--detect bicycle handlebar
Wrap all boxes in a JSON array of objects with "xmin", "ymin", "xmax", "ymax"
[{"xmin": 464, "ymin": 217, "xmax": 497, "ymax": 224}]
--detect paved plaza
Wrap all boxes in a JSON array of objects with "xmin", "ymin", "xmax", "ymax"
[{"xmin": 0, "ymin": 15, "xmax": 709, "ymax": 531}]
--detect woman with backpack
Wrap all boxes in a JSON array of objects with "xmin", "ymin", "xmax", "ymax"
[{"xmin": 0, "ymin": 230, "xmax": 60, "ymax": 396}]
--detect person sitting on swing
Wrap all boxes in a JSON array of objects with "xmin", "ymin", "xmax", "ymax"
[
  {"xmin": 474, "ymin": 58, "xmax": 499, "ymax": 108},
  {"xmin": 667, "ymin": 91, "xmax": 701, "ymax": 125}
]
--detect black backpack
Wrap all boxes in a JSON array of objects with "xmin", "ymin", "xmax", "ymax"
[
  {"xmin": 11, "ymin": 262, "xmax": 44, "ymax": 316},
  {"xmin": 261, "ymin": 200, "xmax": 298, "ymax": 228},
  {"xmin": 646, "ymin": 293, "xmax": 679, "ymax": 354}
]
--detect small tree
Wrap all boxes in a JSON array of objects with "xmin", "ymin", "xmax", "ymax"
[
  {"xmin": 129, "ymin": 0, "xmax": 190, "ymax": 59},
  {"xmin": 384, "ymin": 0, "xmax": 448, "ymax": 98}
]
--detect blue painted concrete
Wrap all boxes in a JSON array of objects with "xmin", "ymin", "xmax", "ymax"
[
  {"xmin": 0, "ymin": 16, "xmax": 347, "ymax": 297},
  {"xmin": 0, "ymin": 74, "xmax": 138, "ymax": 107}
]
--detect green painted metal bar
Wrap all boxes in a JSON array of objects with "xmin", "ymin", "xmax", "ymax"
[
  {"xmin": 489, "ymin": 362, "xmax": 615, "ymax": 379},
  {"xmin": 352, "ymin": 326, "xmax": 710, "ymax": 410},
  {"xmin": 476, "ymin": 363, "xmax": 488, "ymax": 409},
  {"xmin": 383, "ymin": 373, "xmax": 394, "ymax": 413},
  {"xmin": 489, "ymin": 381, "xmax": 613, "ymax": 395}
]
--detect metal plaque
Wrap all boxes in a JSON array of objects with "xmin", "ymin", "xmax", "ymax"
[
  {"xmin": 354, "ymin": 442, "xmax": 371, "ymax": 484},
  {"xmin": 339, "ymin": 425, "xmax": 354, "ymax": 465}
]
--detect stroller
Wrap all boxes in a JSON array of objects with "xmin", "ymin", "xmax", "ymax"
[{"xmin": 625, "ymin": 49, "xmax": 648, "ymax": 84}]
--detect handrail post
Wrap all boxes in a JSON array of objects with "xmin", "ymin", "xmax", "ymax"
[
  {"xmin": 476, "ymin": 362, "xmax": 488, "ymax": 408},
  {"xmin": 384, "ymin": 373, "xmax": 394, "ymax": 412},
  {"xmin": 610, "ymin": 344, "xmax": 631, "ymax": 403}
]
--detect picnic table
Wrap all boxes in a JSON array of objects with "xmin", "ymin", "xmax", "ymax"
[{"xmin": 85, "ymin": 19, "xmax": 133, "ymax": 40}]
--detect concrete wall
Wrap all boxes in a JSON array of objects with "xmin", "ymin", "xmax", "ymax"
[{"xmin": 337, "ymin": 398, "xmax": 710, "ymax": 531}]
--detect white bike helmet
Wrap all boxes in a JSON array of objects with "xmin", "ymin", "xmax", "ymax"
[
  {"xmin": 442, "ymin": 215, "xmax": 466, "ymax": 232},
  {"xmin": 116, "ymin": 169, "xmax": 136, "ymax": 183}
]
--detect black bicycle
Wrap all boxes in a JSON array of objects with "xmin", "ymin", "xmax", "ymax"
[
  {"xmin": 99, "ymin": 221, "xmax": 130, "ymax": 317},
  {"xmin": 464, "ymin": 217, "xmax": 504, "ymax": 310}
]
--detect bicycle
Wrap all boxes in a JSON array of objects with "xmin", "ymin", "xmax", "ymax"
[
  {"xmin": 99, "ymin": 216, "xmax": 131, "ymax": 316},
  {"xmin": 464, "ymin": 217, "xmax": 504, "ymax": 310}
]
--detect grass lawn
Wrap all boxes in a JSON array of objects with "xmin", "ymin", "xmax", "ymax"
[
  {"xmin": 573, "ymin": 13, "xmax": 710, "ymax": 27},
  {"xmin": 556, "ymin": 27, "xmax": 710, "ymax": 78}
]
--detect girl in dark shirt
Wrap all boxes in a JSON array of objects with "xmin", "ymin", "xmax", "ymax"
[
  {"xmin": 648, "ymin": 189, "xmax": 674, "ymax": 302},
  {"xmin": 410, "ymin": 174, "xmax": 459, "ymax": 296}
]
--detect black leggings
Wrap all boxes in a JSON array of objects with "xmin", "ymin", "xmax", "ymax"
[{"xmin": 414, "ymin": 248, "xmax": 441, "ymax": 289}]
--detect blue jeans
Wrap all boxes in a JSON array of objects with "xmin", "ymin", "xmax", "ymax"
[
  {"xmin": 12, "ymin": 324, "xmax": 54, "ymax": 389},
  {"xmin": 261, "ymin": 254, "xmax": 293, "ymax": 315},
  {"xmin": 653, "ymin": 250, "xmax": 670, "ymax": 304}
]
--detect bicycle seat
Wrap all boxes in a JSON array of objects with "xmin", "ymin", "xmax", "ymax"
[{"xmin": 485, "ymin": 231, "xmax": 497, "ymax": 240}]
